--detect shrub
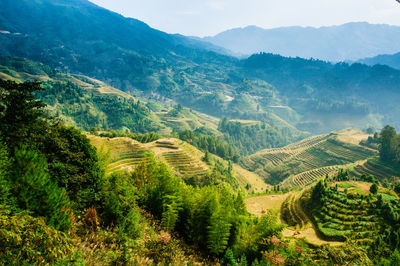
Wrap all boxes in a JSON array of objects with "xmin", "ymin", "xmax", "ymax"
[
  {"xmin": 117, "ymin": 209, "xmax": 142, "ymax": 239},
  {"xmin": 0, "ymin": 210, "xmax": 72, "ymax": 264},
  {"xmin": 370, "ymin": 183, "xmax": 378, "ymax": 195}
]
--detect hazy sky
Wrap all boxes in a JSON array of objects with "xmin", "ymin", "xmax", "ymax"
[{"xmin": 90, "ymin": 0, "xmax": 400, "ymax": 37}]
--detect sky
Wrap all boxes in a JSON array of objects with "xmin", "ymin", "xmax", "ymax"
[{"xmin": 90, "ymin": 0, "xmax": 400, "ymax": 37}]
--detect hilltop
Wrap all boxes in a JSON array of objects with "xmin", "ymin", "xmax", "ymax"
[
  {"xmin": 358, "ymin": 52, "xmax": 400, "ymax": 70},
  {"xmin": 88, "ymin": 134, "xmax": 270, "ymax": 193}
]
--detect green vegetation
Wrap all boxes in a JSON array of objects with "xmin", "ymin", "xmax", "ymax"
[
  {"xmin": 241, "ymin": 132, "xmax": 377, "ymax": 186},
  {"xmin": 219, "ymin": 117, "xmax": 304, "ymax": 156},
  {"xmin": 305, "ymin": 177, "xmax": 400, "ymax": 263},
  {"xmin": 177, "ymin": 129, "xmax": 239, "ymax": 162},
  {"xmin": 0, "ymin": 80, "xmax": 298, "ymax": 264}
]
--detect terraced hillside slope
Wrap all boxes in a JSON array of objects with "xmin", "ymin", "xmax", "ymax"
[
  {"xmin": 241, "ymin": 129, "xmax": 378, "ymax": 188},
  {"xmin": 349, "ymin": 157, "xmax": 400, "ymax": 181},
  {"xmin": 245, "ymin": 191, "xmax": 343, "ymax": 246},
  {"xmin": 305, "ymin": 181, "xmax": 399, "ymax": 243},
  {"xmin": 88, "ymin": 135, "xmax": 270, "ymax": 192},
  {"xmin": 0, "ymin": 57, "xmax": 221, "ymax": 134}
]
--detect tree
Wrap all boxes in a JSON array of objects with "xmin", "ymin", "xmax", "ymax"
[
  {"xmin": 11, "ymin": 147, "xmax": 72, "ymax": 231},
  {"xmin": 0, "ymin": 142, "xmax": 11, "ymax": 208},
  {"xmin": 370, "ymin": 183, "xmax": 378, "ymax": 195},
  {"xmin": 40, "ymin": 125, "xmax": 105, "ymax": 210},
  {"xmin": 221, "ymin": 248, "xmax": 237, "ymax": 265},
  {"xmin": 0, "ymin": 80, "xmax": 46, "ymax": 150},
  {"xmin": 379, "ymin": 125, "xmax": 398, "ymax": 163},
  {"xmin": 207, "ymin": 208, "xmax": 232, "ymax": 255},
  {"xmin": 311, "ymin": 181, "xmax": 326, "ymax": 204}
]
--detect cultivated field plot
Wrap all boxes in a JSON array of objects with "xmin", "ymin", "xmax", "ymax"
[
  {"xmin": 245, "ymin": 193, "xmax": 291, "ymax": 217},
  {"xmin": 242, "ymin": 130, "xmax": 377, "ymax": 188},
  {"xmin": 350, "ymin": 157, "xmax": 400, "ymax": 180},
  {"xmin": 89, "ymin": 136, "xmax": 210, "ymax": 180},
  {"xmin": 312, "ymin": 182, "xmax": 394, "ymax": 242},
  {"xmin": 88, "ymin": 136, "xmax": 150, "ymax": 175},
  {"xmin": 246, "ymin": 192, "xmax": 343, "ymax": 246}
]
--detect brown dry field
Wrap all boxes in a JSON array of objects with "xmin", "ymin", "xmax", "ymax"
[
  {"xmin": 335, "ymin": 128, "xmax": 371, "ymax": 145},
  {"xmin": 245, "ymin": 193, "xmax": 291, "ymax": 217}
]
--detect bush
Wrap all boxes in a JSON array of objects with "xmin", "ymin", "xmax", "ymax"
[
  {"xmin": 370, "ymin": 183, "xmax": 378, "ymax": 195},
  {"xmin": 0, "ymin": 210, "xmax": 72, "ymax": 264},
  {"xmin": 117, "ymin": 209, "xmax": 142, "ymax": 239}
]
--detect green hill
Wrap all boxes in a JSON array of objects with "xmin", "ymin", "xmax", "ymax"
[
  {"xmin": 241, "ymin": 129, "xmax": 378, "ymax": 187},
  {"xmin": 303, "ymin": 181, "xmax": 399, "ymax": 243}
]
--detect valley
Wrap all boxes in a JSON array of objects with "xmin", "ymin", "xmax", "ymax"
[{"xmin": 2, "ymin": 0, "xmax": 400, "ymax": 265}]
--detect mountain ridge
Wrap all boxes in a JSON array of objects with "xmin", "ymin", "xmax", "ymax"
[{"xmin": 203, "ymin": 22, "xmax": 400, "ymax": 61}]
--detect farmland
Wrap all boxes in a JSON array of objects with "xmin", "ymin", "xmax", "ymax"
[
  {"xmin": 308, "ymin": 181, "xmax": 399, "ymax": 243},
  {"xmin": 88, "ymin": 135, "xmax": 270, "ymax": 191},
  {"xmin": 241, "ymin": 129, "xmax": 377, "ymax": 188}
]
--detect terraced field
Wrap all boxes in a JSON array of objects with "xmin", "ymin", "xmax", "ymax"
[
  {"xmin": 241, "ymin": 129, "xmax": 377, "ymax": 188},
  {"xmin": 88, "ymin": 135, "xmax": 270, "ymax": 191},
  {"xmin": 282, "ymin": 166, "xmax": 339, "ymax": 188},
  {"xmin": 312, "ymin": 183, "xmax": 389, "ymax": 242},
  {"xmin": 89, "ymin": 136, "xmax": 150, "ymax": 175},
  {"xmin": 88, "ymin": 136, "xmax": 210, "ymax": 180},
  {"xmin": 247, "ymin": 191, "xmax": 343, "ymax": 246},
  {"xmin": 350, "ymin": 157, "xmax": 400, "ymax": 180}
]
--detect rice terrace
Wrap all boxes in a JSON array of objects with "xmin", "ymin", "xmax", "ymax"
[{"xmin": 3, "ymin": 0, "xmax": 400, "ymax": 264}]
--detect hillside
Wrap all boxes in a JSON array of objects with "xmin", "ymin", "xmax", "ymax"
[
  {"xmin": 0, "ymin": 56, "xmax": 226, "ymax": 135},
  {"xmin": 304, "ymin": 180, "xmax": 400, "ymax": 244},
  {"xmin": 203, "ymin": 23, "xmax": 400, "ymax": 62},
  {"xmin": 2, "ymin": 2, "xmax": 400, "ymax": 135},
  {"xmin": 358, "ymin": 52, "xmax": 400, "ymax": 70},
  {"xmin": 241, "ymin": 129, "xmax": 378, "ymax": 188},
  {"xmin": 88, "ymin": 135, "xmax": 270, "ymax": 192}
]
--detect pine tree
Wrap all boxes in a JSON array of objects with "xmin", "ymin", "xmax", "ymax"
[
  {"xmin": 11, "ymin": 147, "xmax": 72, "ymax": 231},
  {"xmin": 221, "ymin": 248, "xmax": 237, "ymax": 265}
]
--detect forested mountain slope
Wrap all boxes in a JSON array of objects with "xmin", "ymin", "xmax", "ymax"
[
  {"xmin": 358, "ymin": 52, "xmax": 400, "ymax": 70},
  {"xmin": 2, "ymin": 1, "xmax": 400, "ymax": 135}
]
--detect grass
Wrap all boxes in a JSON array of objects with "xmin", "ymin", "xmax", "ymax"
[{"xmin": 337, "ymin": 182, "xmax": 356, "ymax": 189}]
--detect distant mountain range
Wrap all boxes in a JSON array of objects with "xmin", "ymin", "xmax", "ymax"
[
  {"xmin": 203, "ymin": 23, "xmax": 400, "ymax": 62},
  {"xmin": 358, "ymin": 52, "xmax": 400, "ymax": 70},
  {"xmin": 2, "ymin": 0, "xmax": 400, "ymax": 134}
]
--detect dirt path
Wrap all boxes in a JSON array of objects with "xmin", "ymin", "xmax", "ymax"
[
  {"xmin": 246, "ymin": 192, "xmax": 344, "ymax": 246},
  {"xmin": 282, "ymin": 226, "xmax": 343, "ymax": 246}
]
